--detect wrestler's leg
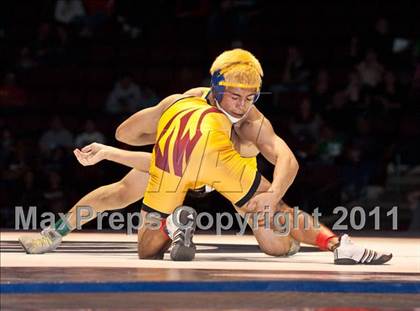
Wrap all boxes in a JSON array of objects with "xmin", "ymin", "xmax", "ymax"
[
  {"xmin": 137, "ymin": 210, "xmax": 171, "ymax": 259},
  {"xmin": 270, "ymin": 198, "xmax": 392, "ymax": 264},
  {"xmin": 19, "ymin": 168, "xmax": 150, "ymax": 254},
  {"xmin": 237, "ymin": 175, "xmax": 391, "ymax": 264},
  {"xmin": 234, "ymin": 203, "xmax": 294, "ymax": 256},
  {"xmin": 240, "ymin": 176, "xmax": 338, "ymax": 254},
  {"xmin": 275, "ymin": 200, "xmax": 338, "ymax": 250},
  {"xmin": 232, "ymin": 176, "xmax": 296, "ymax": 256},
  {"xmin": 65, "ymin": 168, "xmax": 149, "ymax": 230}
]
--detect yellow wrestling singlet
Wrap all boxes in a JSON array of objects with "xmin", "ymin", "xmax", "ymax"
[{"xmin": 142, "ymin": 96, "xmax": 260, "ymax": 216}]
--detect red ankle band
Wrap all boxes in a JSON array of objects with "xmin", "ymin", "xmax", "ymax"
[
  {"xmin": 159, "ymin": 219, "xmax": 170, "ymax": 240},
  {"xmin": 316, "ymin": 232, "xmax": 336, "ymax": 250}
]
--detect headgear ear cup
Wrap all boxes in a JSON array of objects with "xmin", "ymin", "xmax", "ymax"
[
  {"xmin": 211, "ymin": 69, "xmax": 225, "ymax": 103},
  {"xmin": 253, "ymin": 91, "xmax": 260, "ymax": 103}
]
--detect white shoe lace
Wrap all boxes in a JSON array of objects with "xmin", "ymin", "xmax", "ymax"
[{"xmin": 341, "ymin": 234, "xmax": 352, "ymax": 245}]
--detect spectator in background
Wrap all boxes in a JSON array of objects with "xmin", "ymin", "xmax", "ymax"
[
  {"xmin": 345, "ymin": 70, "xmax": 365, "ymax": 105},
  {"xmin": 0, "ymin": 128, "xmax": 14, "ymax": 164},
  {"xmin": 176, "ymin": 0, "xmax": 210, "ymax": 18},
  {"xmin": 289, "ymin": 97, "xmax": 322, "ymax": 161},
  {"xmin": 33, "ymin": 22, "xmax": 69, "ymax": 65},
  {"xmin": 347, "ymin": 35, "xmax": 363, "ymax": 66},
  {"xmin": 16, "ymin": 170, "xmax": 42, "ymax": 208},
  {"xmin": 310, "ymin": 69, "xmax": 332, "ymax": 114},
  {"xmin": 139, "ymin": 86, "xmax": 159, "ymax": 108},
  {"xmin": 33, "ymin": 22, "xmax": 54, "ymax": 63},
  {"xmin": 54, "ymin": 0, "xmax": 86, "ymax": 25},
  {"xmin": 339, "ymin": 117, "xmax": 381, "ymax": 201},
  {"xmin": 42, "ymin": 146, "xmax": 72, "ymax": 174},
  {"xmin": 413, "ymin": 62, "xmax": 420, "ymax": 95},
  {"xmin": 370, "ymin": 17, "xmax": 394, "ymax": 63},
  {"xmin": 75, "ymin": 120, "xmax": 105, "ymax": 148},
  {"xmin": 352, "ymin": 117, "xmax": 382, "ymax": 162},
  {"xmin": 270, "ymin": 45, "xmax": 310, "ymax": 105},
  {"xmin": 339, "ymin": 142, "xmax": 366, "ymax": 201},
  {"xmin": 0, "ymin": 129, "xmax": 17, "ymax": 182},
  {"xmin": 17, "ymin": 47, "xmax": 37, "ymax": 71},
  {"xmin": 282, "ymin": 45, "xmax": 311, "ymax": 90},
  {"xmin": 290, "ymin": 97, "xmax": 323, "ymax": 142},
  {"xmin": 114, "ymin": 0, "xmax": 145, "ymax": 39},
  {"xmin": 317, "ymin": 125, "xmax": 344, "ymax": 164},
  {"xmin": 39, "ymin": 116, "xmax": 74, "ymax": 154},
  {"xmin": 207, "ymin": 0, "xmax": 259, "ymax": 44},
  {"xmin": 407, "ymin": 190, "xmax": 420, "ymax": 231},
  {"xmin": 324, "ymin": 91, "xmax": 353, "ymax": 133},
  {"xmin": 79, "ymin": 0, "xmax": 114, "ymax": 37},
  {"xmin": 42, "ymin": 171, "xmax": 66, "ymax": 214},
  {"xmin": 356, "ymin": 49, "xmax": 384, "ymax": 93},
  {"xmin": 1, "ymin": 139, "xmax": 30, "ymax": 184},
  {"xmin": 0, "ymin": 73, "xmax": 27, "ymax": 108},
  {"xmin": 106, "ymin": 73, "xmax": 141, "ymax": 114},
  {"xmin": 377, "ymin": 70, "xmax": 402, "ymax": 111},
  {"xmin": 395, "ymin": 114, "xmax": 420, "ymax": 166}
]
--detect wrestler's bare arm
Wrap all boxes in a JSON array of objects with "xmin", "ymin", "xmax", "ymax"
[
  {"xmin": 240, "ymin": 112, "xmax": 299, "ymax": 199},
  {"xmin": 74, "ymin": 89, "xmax": 206, "ymax": 170},
  {"xmin": 81, "ymin": 89, "xmax": 205, "ymax": 169},
  {"xmin": 74, "ymin": 142, "xmax": 151, "ymax": 171},
  {"xmin": 115, "ymin": 88, "xmax": 207, "ymax": 146},
  {"xmin": 115, "ymin": 94, "xmax": 188, "ymax": 146},
  {"xmin": 258, "ymin": 119, "xmax": 298, "ymax": 198}
]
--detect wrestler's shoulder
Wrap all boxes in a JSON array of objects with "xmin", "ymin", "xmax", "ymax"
[
  {"xmin": 163, "ymin": 87, "xmax": 209, "ymax": 107},
  {"xmin": 159, "ymin": 92, "xmax": 199, "ymax": 110},
  {"xmin": 183, "ymin": 87, "xmax": 209, "ymax": 97},
  {"xmin": 243, "ymin": 106, "xmax": 266, "ymax": 126},
  {"xmin": 235, "ymin": 108, "xmax": 271, "ymax": 141}
]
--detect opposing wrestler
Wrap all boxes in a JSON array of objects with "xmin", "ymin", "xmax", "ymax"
[{"xmin": 19, "ymin": 49, "xmax": 391, "ymax": 265}]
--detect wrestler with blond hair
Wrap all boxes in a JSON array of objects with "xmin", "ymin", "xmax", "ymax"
[{"xmin": 20, "ymin": 49, "xmax": 391, "ymax": 265}]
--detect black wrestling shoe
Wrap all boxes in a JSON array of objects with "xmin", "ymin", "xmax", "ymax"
[{"xmin": 169, "ymin": 206, "xmax": 197, "ymax": 261}]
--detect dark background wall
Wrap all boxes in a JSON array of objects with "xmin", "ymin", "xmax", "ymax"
[{"xmin": 1, "ymin": 0, "xmax": 419, "ymax": 232}]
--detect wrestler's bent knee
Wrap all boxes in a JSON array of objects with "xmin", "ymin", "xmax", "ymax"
[{"xmin": 258, "ymin": 240, "xmax": 291, "ymax": 257}]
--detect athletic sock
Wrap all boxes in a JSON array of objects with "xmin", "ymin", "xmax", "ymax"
[
  {"xmin": 315, "ymin": 231, "xmax": 337, "ymax": 251},
  {"xmin": 54, "ymin": 217, "xmax": 72, "ymax": 236}
]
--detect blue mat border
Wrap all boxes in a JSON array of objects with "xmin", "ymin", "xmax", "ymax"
[{"xmin": 2, "ymin": 280, "xmax": 419, "ymax": 294}]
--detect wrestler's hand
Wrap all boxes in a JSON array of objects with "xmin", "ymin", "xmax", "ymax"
[
  {"xmin": 246, "ymin": 192, "xmax": 280, "ymax": 228},
  {"xmin": 73, "ymin": 142, "xmax": 109, "ymax": 166},
  {"xmin": 247, "ymin": 191, "xmax": 280, "ymax": 212}
]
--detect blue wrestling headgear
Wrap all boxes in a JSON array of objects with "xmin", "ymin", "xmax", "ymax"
[{"xmin": 210, "ymin": 69, "xmax": 261, "ymax": 105}]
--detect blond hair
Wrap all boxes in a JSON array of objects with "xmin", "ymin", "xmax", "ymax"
[{"xmin": 210, "ymin": 49, "xmax": 263, "ymax": 89}]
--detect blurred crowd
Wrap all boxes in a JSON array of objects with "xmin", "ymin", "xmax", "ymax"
[{"xmin": 1, "ymin": 1, "xmax": 419, "ymax": 229}]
